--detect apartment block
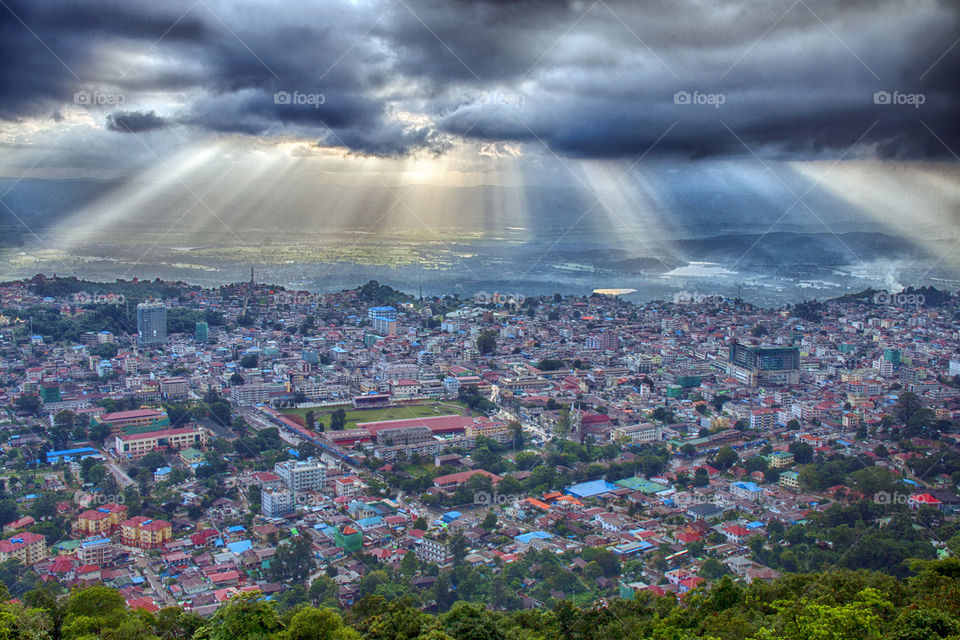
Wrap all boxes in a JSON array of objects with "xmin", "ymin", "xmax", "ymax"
[
  {"xmin": 274, "ymin": 458, "xmax": 327, "ymax": 493},
  {"xmin": 76, "ymin": 503, "xmax": 128, "ymax": 536},
  {"xmin": 115, "ymin": 427, "xmax": 207, "ymax": 461},
  {"xmin": 0, "ymin": 532, "xmax": 47, "ymax": 565},
  {"xmin": 121, "ymin": 517, "xmax": 172, "ymax": 549}
]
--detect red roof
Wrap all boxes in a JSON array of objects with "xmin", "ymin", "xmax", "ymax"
[
  {"xmin": 433, "ymin": 469, "xmax": 501, "ymax": 486},
  {"xmin": 5, "ymin": 516, "xmax": 35, "ymax": 529},
  {"xmin": 100, "ymin": 408, "xmax": 165, "ymax": 422},
  {"xmin": 675, "ymin": 531, "xmax": 701, "ymax": 544},
  {"xmin": 0, "ymin": 532, "xmax": 45, "ymax": 553},
  {"xmin": 49, "ymin": 555, "xmax": 75, "ymax": 573},
  {"xmin": 209, "ymin": 570, "xmax": 241, "ymax": 583},
  {"xmin": 79, "ymin": 509, "xmax": 113, "ymax": 521},
  {"xmin": 122, "ymin": 516, "xmax": 170, "ymax": 531},
  {"xmin": 253, "ymin": 472, "xmax": 281, "ymax": 483},
  {"xmin": 126, "ymin": 597, "xmax": 160, "ymax": 613},
  {"xmin": 142, "ymin": 519, "xmax": 171, "ymax": 532}
]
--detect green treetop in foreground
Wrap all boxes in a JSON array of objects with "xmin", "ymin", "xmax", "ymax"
[{"xmin": 1, "ymin": 558, "xmax": 960, "ymax": 639}]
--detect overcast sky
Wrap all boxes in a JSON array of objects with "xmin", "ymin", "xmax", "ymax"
[{"xmin": 1, "ymin": 0, "xmax": 958, "ymax": 172}]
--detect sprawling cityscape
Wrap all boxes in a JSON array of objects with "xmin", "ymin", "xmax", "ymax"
[
  {"xmin": 2, "ymin": 0, "xmax": 960, "ymax": 637},
  {"xmin": 0, "ymin": 275, "xmax": 956, "ymax": 637}
]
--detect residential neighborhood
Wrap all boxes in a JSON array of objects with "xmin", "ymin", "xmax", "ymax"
[{"xmin": 0, "ymin": 276, "xmax": 956, "ymax": 615}]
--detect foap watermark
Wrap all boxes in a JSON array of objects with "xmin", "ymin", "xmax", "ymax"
[
  {"xmin": 474, "ymin": 491, "xmax": 521, "ymax": 506},
  {"xmin": 873, "ymin": 90, "xmax": 925, "ymax": 108},
  {"xmin": 673, "ymin": 290, "xmax": 724, "ymax": 305},
  {"xmin": 873, "ymin": 491, "xmax": 909, "ymax": 506},
  {"xmin": 274, "ymin": 90, "xmax": 325, "ymax": 108},
  {"xmin": 73, "ymin": 90, "xmax": 125, "ymax": 106},
  {"xmin": 674, "ymin": 90, "xmax": 725, "ymax": 108},
  {"xmin": 271, "ymin": 291, "xmax": 322, "ymax": 306},
  {"xmin": 74, "ymin": 490, "xmax": 126, "ymax": 506},
  {"xmin": 72, "ymin": 291, "xmax": 125, "ymax": 305},
  {"xmin": 873, "ymin": 290, "xmax": 925, "ymax": 307},
  {"xmin": 473, "ymin": 291, "xmax": 525, "ymax": 306},
  {"xmin": 479, "ymin": 91, "xmax": 525, "ymax": 107}
]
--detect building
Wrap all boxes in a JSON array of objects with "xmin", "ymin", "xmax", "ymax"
[
  {"xmin": 121, "ymin": 517, "xmax": 172, "ymax": 549},
  {"xmin": 909, "ymin": 493, "xmax": 943, "ymax": 511},
  {"xmin": 77, "ymin": 536, "xmax": 115, "ymax": 566},
  {"xmin": 779, "ymin": 470, "xmax": 800, "ymax": 489},
  {"xmin": 333, "ymin": 476, "xmax": 365, "ymax": 498},
  {"xmin": 180, "ymin": 448, "xmax": 204, "ymax": 465},
  {"xmin": 230, "ymin": 383, "xmax": 286, "ymax": 406},
  {"xmin": 367, "ymin": 306, "xmax": 397, "ymax": 321},
  {"xmin": 195, "ymin": 320, "xmax": 209, "ymax": 343},
  {"xmin": 335, "ymin": 526, "xmax": 363, "ymax": 553},
  {"xmin": 749, "ymin": 409, "xmax": 777, "ymax": 430},
  {"xmin": 415, "ymin": 536, "xmax": 451, "ymax": 564},
  {"xmin": 261, "ymin": 487, "xmax": 294, "ymax": 518},
  {"xmin": 274, "ymin": 459, "xmax": 327, "ymax": 493},
  {"xmin": 586, "ymin": 331, "xmax": 619, "ymax": 351},
  {"xmin": 874, "ymin": 358, "xmax": 894, "ymax": 377},
  {"xmin": 464, "ymin": 419, "xmax": 510, "ymax": 444},
  {"xmin": 137, "ymin": 302, "xmax": 167, "ymax": 345},
  {"xmin": 950, "ymin": 358, "xmax": 960, "ymax": 377},
  {"xmin": 730, "ymin": 481, "xmax": 764, "ymax": 501},
  {"xmin": 767, "ymin": 451, "xmax": 795, "ymax": 469},
  {"xmin": 115, "ymin": 427, "xmax": 207, "ymax": 461},
  {"xmin": 728, "ymin": 342, "xmax": 800, "ymax": 386},
  {"xmin": 39, "ymin": 383, "xmax": 61, "ymax": 404},
  {"xmin": 721, "ymin": 525, "xmax": 752, "ymax": 544},
  {"xmin": 367, "ymin": 306, "xmax": 398, "ymax": 335},
  {"xmin": 883, "ymin": 348, "xmax": 901, "ymax": 367},
  {"xmin": 46, "ymin": 447, "xmax": 100, "ymax": 464},
  {"xmin": 612, "ymin": 423, "xmax": 660, "ymax": 443},
  {"xmin": 95, "ymin": 408, "xmax": 170, "ymax": 436},
  {"xmin": 374, "ymin": 425, "xmax": 432, "ymax": 446},
  {"xmin": 433, "ymin": 469, "xmax": 501, "ymax": 492},
  {"xmin": 372, "ymin": 316, "xmax": 398, "ymax": 336},
  {"xmin": 159, "ymin": 377, "xmax": 190, "ymax": 399},
  {"xmin": 389, "ymin": 378, "xmax": 421, "ymax": 400},
  {"xmin": 77, "ymin": 503, "xmax": 128, "ymax": 536},
  {"xmin": 0, "ymin": 532, "xmax": 47, "ymax": 565}
]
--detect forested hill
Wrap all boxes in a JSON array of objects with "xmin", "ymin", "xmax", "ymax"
[{"xmin": 3, "ymin": 558, "xmax": 959, "ymax": 640}]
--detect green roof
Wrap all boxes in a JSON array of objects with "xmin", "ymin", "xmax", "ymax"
[
  {"xmin": 54, "ymin": 540, "xmax": 82, "ymax": 551},
  {"xmin": 615, "ymin": 477, "xmax": 670, "ymax": 494}
]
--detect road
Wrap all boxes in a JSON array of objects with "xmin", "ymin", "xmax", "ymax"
[
  {"xmin": 105, "ymin": 460, "xmax": 135, "ymax": 488},
  {"xmin": 499, "ymin": 408, "xmax": 552, "ymax": 441},
  {"xmin": 137, "ymin": 556, "xmax": 177, "ymax": 607}
]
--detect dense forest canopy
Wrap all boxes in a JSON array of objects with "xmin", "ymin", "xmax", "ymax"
[{"xmin": 0, "ymin": 558, "xmax": 958, "ymax": 640}]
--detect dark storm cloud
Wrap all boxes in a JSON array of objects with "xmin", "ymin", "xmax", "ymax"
[
  {"xmin": 1, "ymin": 0, "xmax": 958, "ymax": 159},
  {"xmin": 106, "ymin": 110, "xmax": 169, "ymax": 133},
  {"xmin": 0, "ymin": 0, "xmax": 206, "ymax": 118}
]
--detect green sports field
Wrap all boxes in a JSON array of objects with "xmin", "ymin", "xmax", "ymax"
[{"xmin": 281, "ymin": 401, "xmax": 471, "ymax": 430}]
